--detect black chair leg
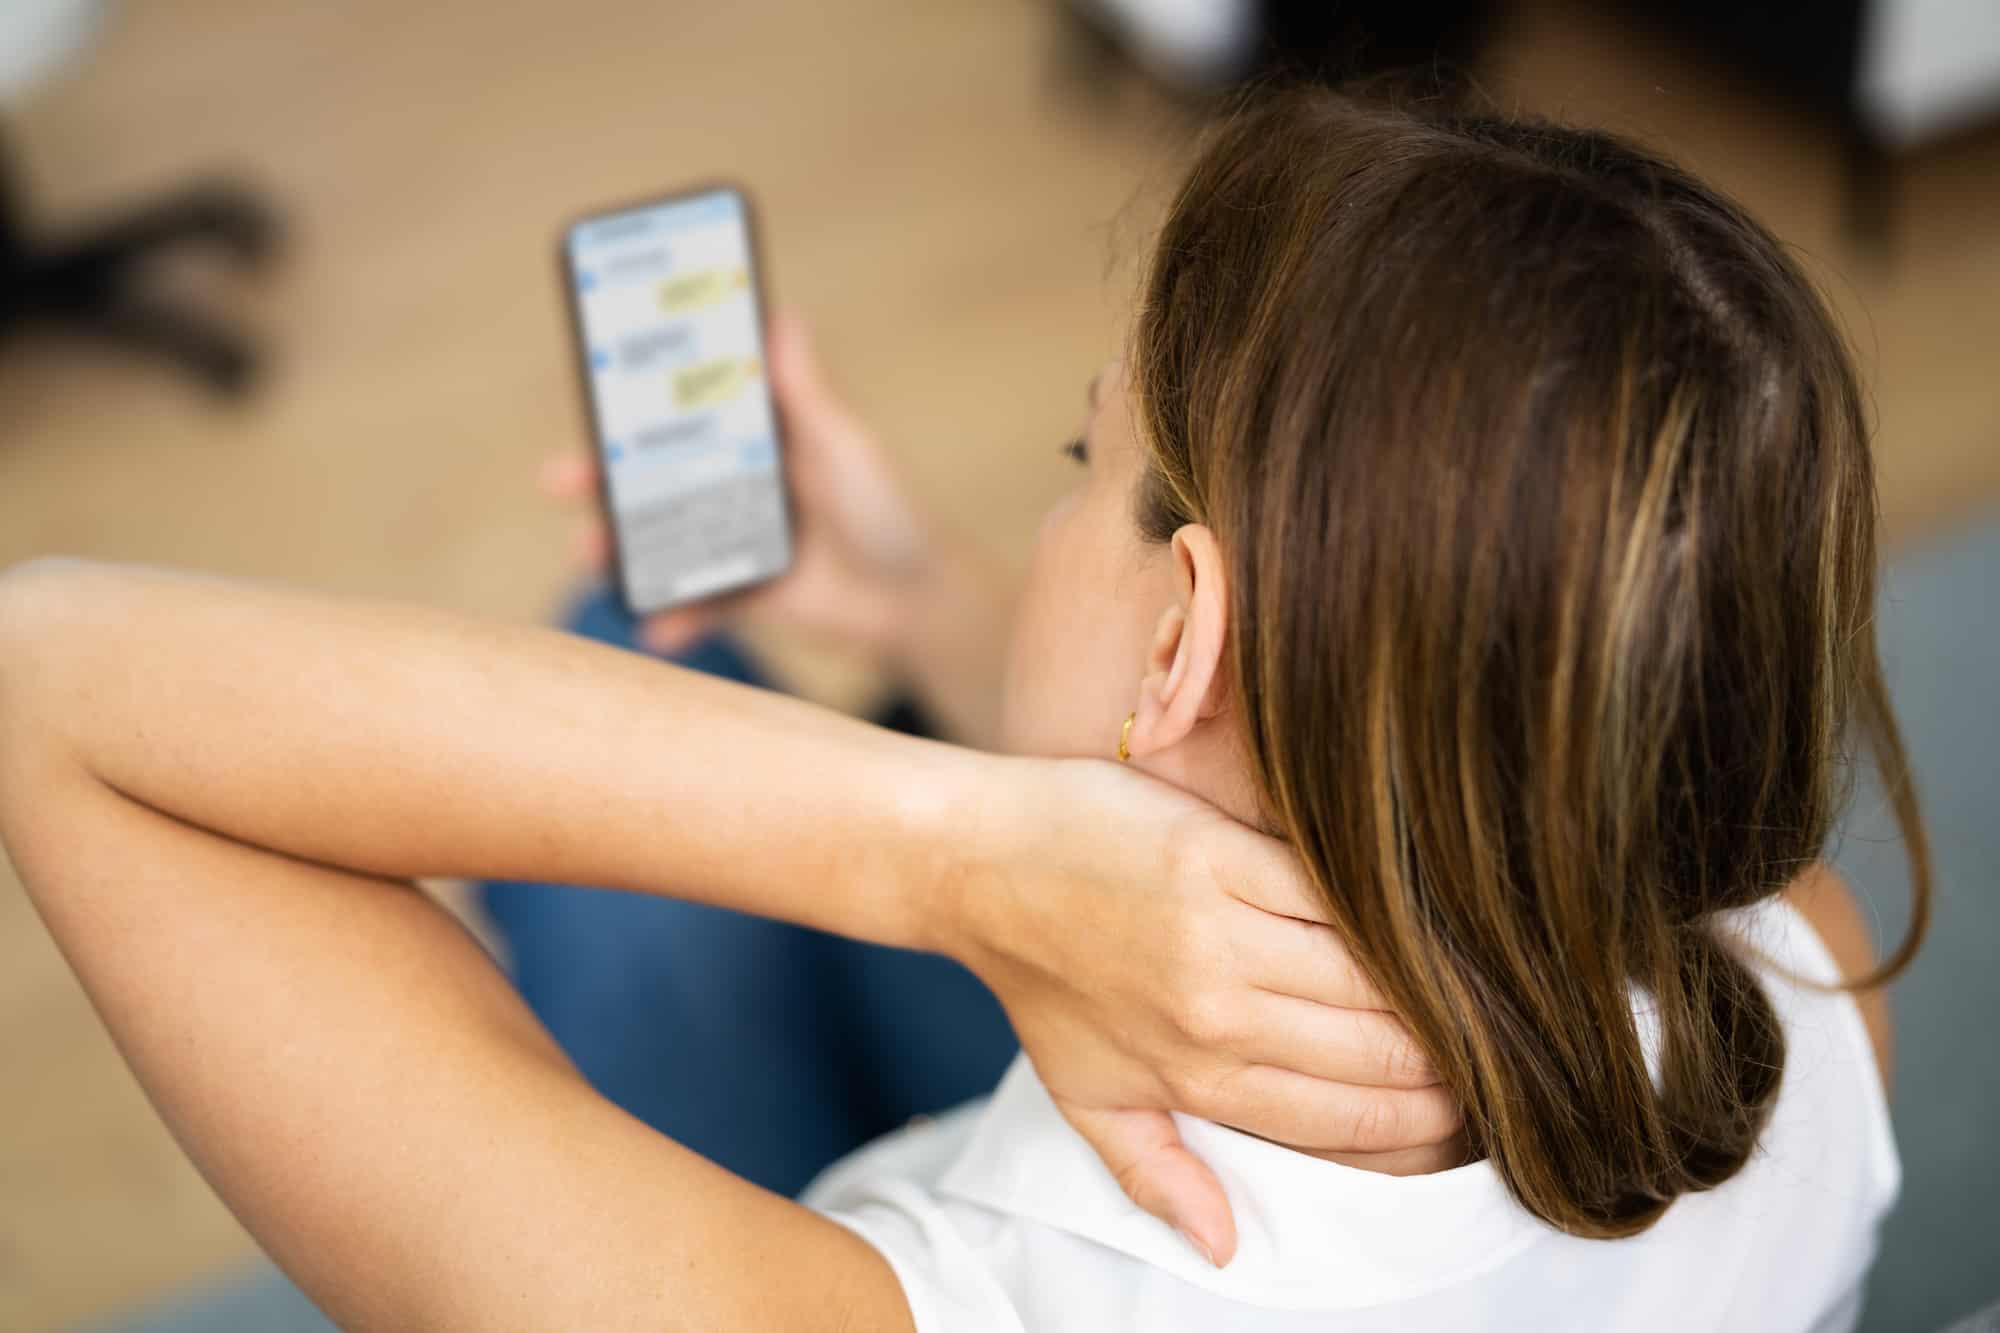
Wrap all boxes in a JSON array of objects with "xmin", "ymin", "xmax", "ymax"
[
  {"xmin": 1, "ymin": 124, "xmax": 282, "ymax": 398},
  {"xmin": 41, "ymin": 178, "xmax": 280, "ymax": 282},
  {"xmin": 87, "ymin": 293, "xmax": 259, "ymax": 396}
]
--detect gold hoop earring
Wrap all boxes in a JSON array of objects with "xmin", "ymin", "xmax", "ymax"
[{"xmin": 1117, "ymin": 711, "xmax": 1136, "ymax": 762}]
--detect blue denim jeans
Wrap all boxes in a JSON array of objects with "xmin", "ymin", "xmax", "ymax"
[{"xmin": 479, "ymin": 586, "xmax": 1018, "ymax": 1198}]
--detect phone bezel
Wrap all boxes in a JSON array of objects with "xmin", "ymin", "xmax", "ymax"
[{"xmin": 558, "ymin": 181, "xmax": 797, "ymax": 620}]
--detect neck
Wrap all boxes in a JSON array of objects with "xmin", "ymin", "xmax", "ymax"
[
  {"xmin": 1130, "ymin": 719, "xmax": 1268, "ymax": 833},
  {"xmin": 1138, "ymin": 718, "xmax": 1466, "ymax": 1177}
]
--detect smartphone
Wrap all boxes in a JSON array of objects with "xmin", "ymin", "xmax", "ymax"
[{"xmin": 561, "ymin": 184, "xmax": 794, "ymax": 617}]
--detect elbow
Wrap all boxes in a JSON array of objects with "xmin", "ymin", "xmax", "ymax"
[
  {"xmin": 0, "ymin": 554, "xmax": 95, "ymax": 615},
  {"xmin": 0, "ymin": 554, "xmax": 95, "ymax": 589},
  {"xmin": 0, "ymin": 557, "xmax": 119, "ymax": 881},
  {"xmin": 0, "ymin": 554, "xmax": 94, "ymax": 637},
  {"xmin": 0, "ymin": 555, "xmax": 100, "ymax": 728}
]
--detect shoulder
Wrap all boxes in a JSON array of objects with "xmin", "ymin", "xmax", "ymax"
[
  {"xmin": 1779, "ymin": 862, "xmax": 1893, "ymax": 1089},
  {"xmin": 805, "ymin": 1099, "xmax": 990, "ymax": 1207},
  {"xmin": 804, "ymin": 1102, "xmax": 1028, "ymax": 1333}
]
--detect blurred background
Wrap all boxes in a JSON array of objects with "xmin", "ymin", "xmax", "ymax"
[{"xmin": 0, "ymin": 1, "xmax": 1994, "ymax": 1329}]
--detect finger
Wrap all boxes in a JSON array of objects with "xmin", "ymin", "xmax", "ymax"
[
  {"xmin": 766, "ymin": 308, "xmax": 824, "ymax": 406},
  {"xmin": 638, "ymin": 606, "xmax": 724, "ymax": 656},
  {"xmin": 636, "ymin": 582, "xmax": 778, "ymax": 653},
  {"xmin": 765, "ymin": 310, "xmax": 875, "ymax": 469},
  {"xmin": 1240, "ymin": 991, "xmax": 1438, "ymax": 1089},
  {"xmin": 569, "ymin": 520, "xmax": 611, "ymax": 573},
  {"xmin": 1054, "ymin": 1100, "xmax": 1237, "ymax": 1268},
  {"xmin": 1209, "ymin": 827, "xmax": 1334, "ymax": 926},
  {"xmin": 766, "ymin": 309, "xmax": 820, "ymax": 432},
  {"xmin": 633, "ymin": 562, "xmax": 796, "ymax": 654},
  {"xmin": 1188, "ymin": 1064, "xmax": 1461, "ymax": 1155},
  {"xmin": 540, "ymin": 451, "xmax": 598, "ymax": 499},
  {"xmin": 1234, "ymin": 906, "xmax": 1389, "ymax": 1010}
]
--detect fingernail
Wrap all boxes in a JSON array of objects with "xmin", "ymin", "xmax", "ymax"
[
  {"xmin": 1175, "ymin": 1226, "xmax": 1217, "ymax": 1267},
  {"xmin": 639, "ymin": 625, "xmax": 684, "ymax": 655}
]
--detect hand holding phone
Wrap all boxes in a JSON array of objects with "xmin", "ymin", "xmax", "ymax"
[
  {"xmin": 564, "ymin": 186, "xmax": 798, "ymax": 616},
  {"xmin": 550, "ymin": 297, "xmax": 935, "ymax": 656}
]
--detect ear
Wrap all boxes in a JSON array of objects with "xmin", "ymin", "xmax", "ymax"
[{"xmin": 1126, "ymin": 525, "xmax": 1229, "ymax": 761}]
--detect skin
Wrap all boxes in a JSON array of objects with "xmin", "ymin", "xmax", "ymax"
[
  {"xmin": 573, "ymin": 311, "xmax": 1022, "ymax": 748},
  {"xmin": 552, "ymin": 312, "xmax": 1470, "ymax": 1247},
  {"xmin": 1027, "ymin": 358, "xmax": 1893, "ymax": 1093},
  {"xmin": 1011, "ymin": 359, "xmax": 1893, "ymax": 1099},
  {"xmin": 0, "ymin": 329, "xmax": 1451, "ymax": 1327},
  {"xmin": 1784, "ymin": 864, "xmax": 1895, "ymax": 1087},
  {"xmin": 0, "ymin": 322, "xmax": 1888, "ymax": 1330},
  {"xmin": 0, "ymin": 557, "xmax": 1365, "ymax": 1331}
]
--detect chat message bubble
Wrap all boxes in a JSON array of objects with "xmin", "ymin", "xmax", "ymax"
[
  {"xmin": 671, "ymin": 357, "xmax": 761, "ymax": 412},
  {"xmin": 658, "ymin": 266, "xmax": 748, "ymax": 315},
  {"xmin": 632, "ymin": 413, "xmax": 720, "ymax": 453},
  {"xmin": 600, "ymin": 246, "xmax": 675, "ymax": 282},
  {"xmin": 617, "ymin": 322, "xmax": 697, "ymax": 373}
]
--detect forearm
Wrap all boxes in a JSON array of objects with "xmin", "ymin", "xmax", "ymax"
[
  {"xmin": 0, "ymin": 557, "xmax": 988, "ymax": 952},
  {"xmin": 886, "ymin": 535, "xmax": 1019, "ymax": 749}
]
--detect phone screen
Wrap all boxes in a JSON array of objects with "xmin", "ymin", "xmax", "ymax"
[{"xmin": 564, "ymin": 187, "xmax": 792, "ymax": 615}]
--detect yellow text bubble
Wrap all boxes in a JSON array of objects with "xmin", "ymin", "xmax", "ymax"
[
  {"xmin": 657, "ymin": 266, "xmax": 748, "ymax": 315},
  {"xmin": 671, "ymin": 356, "xmax": 762, "ymax": 411}
]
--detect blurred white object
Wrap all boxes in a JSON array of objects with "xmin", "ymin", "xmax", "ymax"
[
  {"xmin": 1079, "ymin": 0, "xmax": 1260, "ymax": 87},
  {"xmin": 1860, "ymin": 0, "xmax": 2000, "ymax": 147},
  {"xmin": 0, "ymin": 0, "xmax": 108, "ymax": 103}
]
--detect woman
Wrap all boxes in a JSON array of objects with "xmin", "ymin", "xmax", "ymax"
[{"xmin": 0, "ymin": 82, "xmax": 1928, "ymax": 1330}]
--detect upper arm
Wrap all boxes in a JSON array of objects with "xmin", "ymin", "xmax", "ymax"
[
  {"xmin": 1782, "ymin": 863, "xmax": 1894, "ymax": 1092},
  {"xmin": 0, "ymin": 726, "xmax": 912, "ymax": 1332}
]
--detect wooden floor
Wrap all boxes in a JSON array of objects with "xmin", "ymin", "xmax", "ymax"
[{"xmin": 1, "ymin": 1, "xmax": 1995, "ymax": 1327}]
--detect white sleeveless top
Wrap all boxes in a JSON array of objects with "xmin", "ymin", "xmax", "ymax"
[{"xmin": 804, "ymin": 898, "xmax": 1898, "ymax": 1332}]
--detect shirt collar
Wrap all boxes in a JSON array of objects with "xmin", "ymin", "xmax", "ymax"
[{"xmin": 938, "ymin": 1055, "xmax": 1550, "ymax": 1311}]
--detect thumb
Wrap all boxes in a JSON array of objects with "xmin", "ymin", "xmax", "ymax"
[
  {"xmin": 767, "ymin": 309, "xmax": 870, "ymax": 461},
  {"xmin": 1053, "ymin": 1100, "xmax": 1237, "ymax": 1268},
  {"xmin": 766, "ymin": 309, "xmax": 830, "ymax": 415},
  {"xmin": 637, "ymin": 602, "xmax": 731, "ymax": 656}
]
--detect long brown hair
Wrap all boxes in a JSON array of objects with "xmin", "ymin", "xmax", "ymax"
[{"xmin": 1129, "ymin": 80, "xmax": 1932, "ymax": 1238}]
